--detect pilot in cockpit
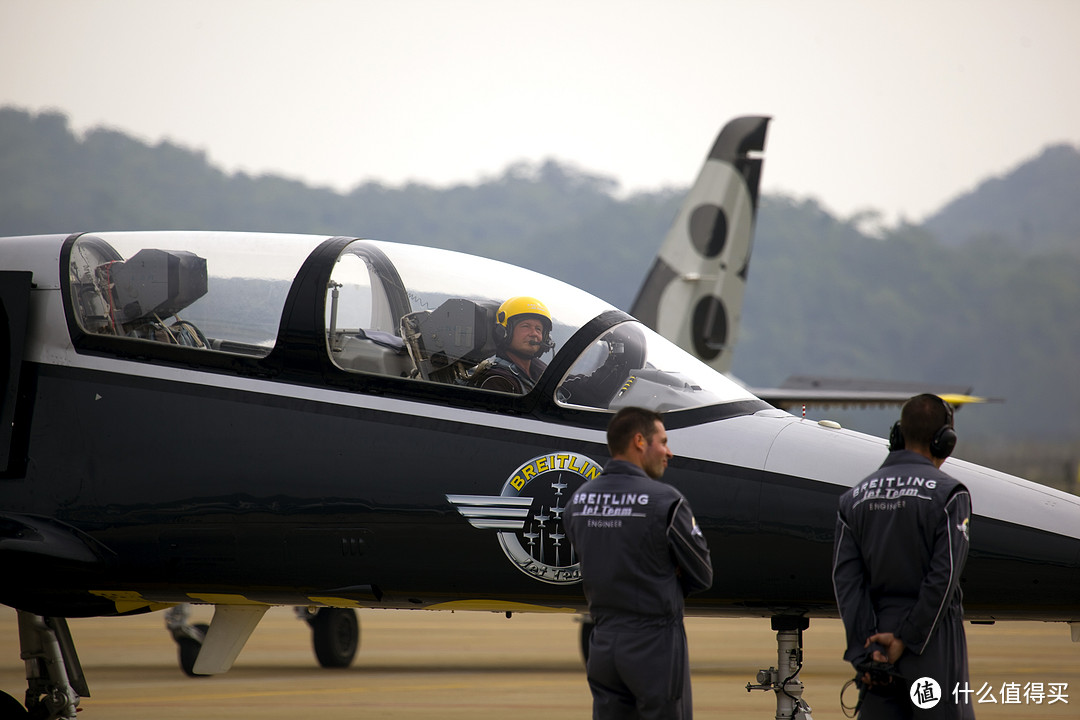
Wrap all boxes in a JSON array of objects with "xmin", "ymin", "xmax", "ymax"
[{"xmin": 467, "ymin": 296, "xmax": 554, "ymax": 394}]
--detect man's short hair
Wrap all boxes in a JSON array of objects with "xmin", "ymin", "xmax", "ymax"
[
  {"xmin": 607, "ymin": 407, "xmax": 664, "ymax": 456},
  {"xmin": 900, "ymin": 393, "xmax": 953, "ymax": 448}
]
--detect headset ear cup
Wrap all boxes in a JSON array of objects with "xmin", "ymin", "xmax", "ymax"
[
  {"xmin": 930, "ymin": 426, "xmax": 957, "ymax": 459},
  {"xmin": 889, "ymin": 421, "xmax": 904, "ymax": 452},
  {"xmin": 493, "ymin": 310, "xmax": 508, "ymax": 346},
  {"xmin": 931, "ymin": 396, "xmax": 956, "ymax": 459}
]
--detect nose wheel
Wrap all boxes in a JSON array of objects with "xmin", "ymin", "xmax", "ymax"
[{"xmin": 7, "ymin": 611, "xmax": 88, "ymax": 720}]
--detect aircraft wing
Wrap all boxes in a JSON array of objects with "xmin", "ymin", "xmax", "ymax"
[{"xmin": 750, "ymin": 375, "xmax": 1000, "ymax": 410}]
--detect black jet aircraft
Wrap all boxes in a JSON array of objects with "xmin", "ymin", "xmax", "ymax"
[
  {"xmin": 1, "ymin": 118, "xmax": 1078, "ymax": 719},
  {"xmin": 140, "ymin": 114, "xmax": 992, "ymax": 681}
]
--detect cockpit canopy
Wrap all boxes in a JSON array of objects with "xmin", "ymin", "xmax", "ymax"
[{"xmin": 65, "ymin": 232, "xmax": 756, "ymax": 413}]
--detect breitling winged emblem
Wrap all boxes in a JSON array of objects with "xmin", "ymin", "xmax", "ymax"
[
  {"xmin": 446, "ymin": 494, "xmax": 534, "ymax": 530},
  {"xmin": 447, "ymin": 451, "xmax": 602, "ymax": 585}
]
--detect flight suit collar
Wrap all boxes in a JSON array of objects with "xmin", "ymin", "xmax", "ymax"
[
  {"xmin": 601, "ymin": 459, "xmax": 651, "ymax": 480},
  {"xmin": 880, "ymin": 449, "xmax": 936, "ymax": 469}
]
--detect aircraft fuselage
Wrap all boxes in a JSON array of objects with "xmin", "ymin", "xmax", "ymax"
[{"xmin": 2, "ymin": 232, "xmax": 1077, "ymax": 625}]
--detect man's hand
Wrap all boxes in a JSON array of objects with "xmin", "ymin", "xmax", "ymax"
[
  {"xmin": 855, "ymin": 633, "xmax": 906, "ymax": 686},
  {"xmin": 865, "ymin": 632, "xmax": 905, "ymax": 664}
]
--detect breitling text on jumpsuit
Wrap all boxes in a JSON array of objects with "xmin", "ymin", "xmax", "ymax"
[{"xmin": 572, "ymin": 492, "xmax": 649, "ymax": 527}]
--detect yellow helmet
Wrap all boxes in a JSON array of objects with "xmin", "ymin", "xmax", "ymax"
[
  {"xmin": 496, "ymin": 296, "xmax": 552, "ymax": 333},
  {"xmin": 494, "ymin": 296, "xmax": 553, "ymax": 352}
]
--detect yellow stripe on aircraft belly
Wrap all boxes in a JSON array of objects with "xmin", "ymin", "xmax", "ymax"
[
  {"xmin": 425, "ymin": 600, "xmax": 578, "ymax": 613},
  {"xmin": 306, "ymin": 596, "xmax": 369, "ymax": 608},
  {"xmin": 187, "ymin": 593, "xmax": 271, "ymax": 606},
  {"xmin": 89, "ymin": 590, "xmax": 173, "ymax": 614}
]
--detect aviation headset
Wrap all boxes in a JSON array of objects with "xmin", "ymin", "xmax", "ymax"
[
  {"xmin": 888, "ymin": 394, "xmax": 957, "ymax": 459},
  {"xmin": 493, "ymin": 296, "xmax": 554, "ymax": 354}
]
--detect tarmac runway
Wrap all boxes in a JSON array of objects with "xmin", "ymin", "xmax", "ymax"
[{"xmin": 0, "ymin": 606, "xmax": 1075, "ymax": 718}]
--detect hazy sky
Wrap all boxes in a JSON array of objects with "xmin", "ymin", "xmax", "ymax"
[{"xmin": 3, "ymin": 0, "xmax": 1078, "ymax": 224}]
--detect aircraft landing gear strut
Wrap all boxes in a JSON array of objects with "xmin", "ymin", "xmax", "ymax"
[
  {"xmin": 11, "ymin": 610, "xmax": 88, "ymax": 720},
  {"xmin": 745, "ymin": 615, "xmax": 813, "ymax": 720}
]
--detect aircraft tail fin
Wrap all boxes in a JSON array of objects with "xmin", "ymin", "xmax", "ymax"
[{"xmin": 630, "ymin": 116, "xmax": 770, "ymax": 375}]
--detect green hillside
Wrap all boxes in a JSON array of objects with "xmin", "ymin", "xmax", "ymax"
[{"xmin": 2, "ymin": 107, "xmax": 1077, "ymax": 487}]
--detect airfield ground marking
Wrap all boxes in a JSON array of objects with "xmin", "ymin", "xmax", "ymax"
[{"xmin": 80, "ymin": 674, "xmax": 586, "ymax": 706}]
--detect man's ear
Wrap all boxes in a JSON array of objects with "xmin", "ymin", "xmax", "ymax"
[{"xmin": 634, "ymin": 433, "xmax": 646, "ymax": 452}]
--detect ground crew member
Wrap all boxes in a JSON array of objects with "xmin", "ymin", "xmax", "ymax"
[
  {"xmin": 832, "ymin": 394, "xmax": 974, "ymax": 719},
  {"xmin": 468, "ymin": 296, "xmax": 553, "ymax": 393},
  {"xmin": 565, "ymin": 406, "xmax": 712, "ymax": 719}
]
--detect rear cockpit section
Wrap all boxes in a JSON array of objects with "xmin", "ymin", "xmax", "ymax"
[
  {"xmin": 66, "ymin": 232, "xmax": 318, "ymax": 358},
  {"xmin": 71, "ymin": 245, "xmax": 209, "ymax": 347}
]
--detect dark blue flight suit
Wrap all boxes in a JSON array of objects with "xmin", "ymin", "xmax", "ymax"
[
  {"xmin": 832, "ymin": 450, "xmax": 974, "ymax": 719},
  {"xmin": 468, "ymin": 353, "xmax": 546, "ymax": 393},
  {"xmin": 565, "ymin": 460, "xmax": 713, "ymax": 720}
]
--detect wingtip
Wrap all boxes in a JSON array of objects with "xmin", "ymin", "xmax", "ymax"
[{"xmin": 939, "ymin": 393, "xmax": 1005, "ymax": 407}]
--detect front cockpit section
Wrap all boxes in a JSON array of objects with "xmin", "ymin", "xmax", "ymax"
[
  {"xmin": 554, "ymin": 320, "xmax": 750, "ymax": 412},
  {"xmin": 323, "ymin": 242, "xmax": 414, "ymax": 377},
  {"xmin": 322, "ymin": 239, "xmax": 757, "ymax": 411},
  {"xmin": 322, "ymin": 239, "xmax": 605, "ymax": 392},
  {"xmin": 399, "ymin": 298, "xmax": 500, "ymax": 384},
  {"xmin": 322, "ymin": 242, "xmax": 505, "ymax": 384}
]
